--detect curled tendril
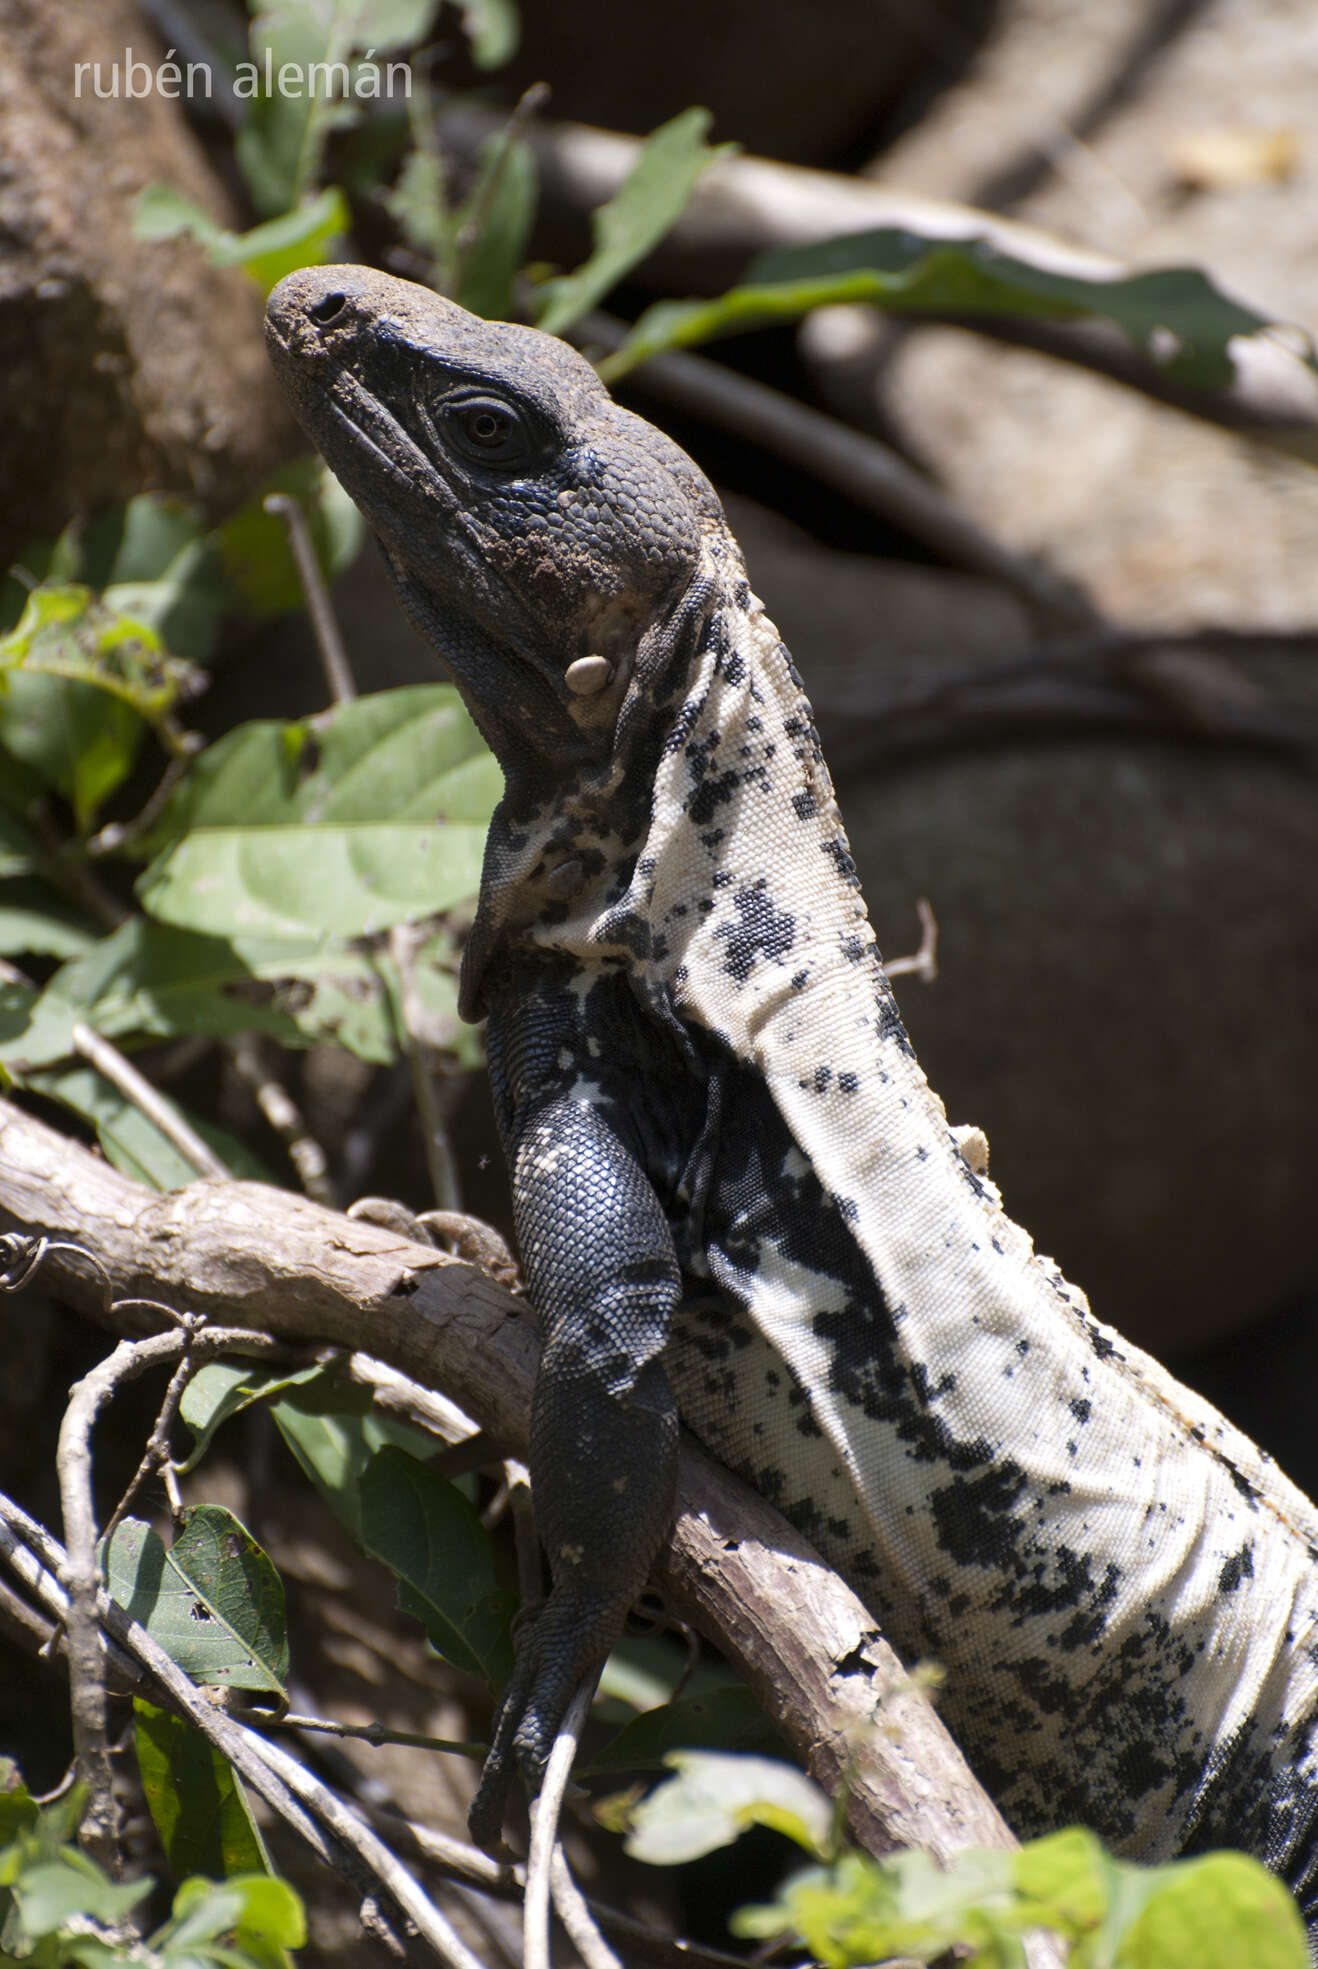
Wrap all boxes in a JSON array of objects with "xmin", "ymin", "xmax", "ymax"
[
  {"xmin": 0, "ymin": 1231, "xmax": 115, "ymax": 1309},
  {"xmin": 0, "ymin": 1233, "xmax": 49, "ymax": 1292}
]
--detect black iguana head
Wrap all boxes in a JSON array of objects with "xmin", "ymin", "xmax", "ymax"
[{"xmin": 265, "ymin": 267, "xmax": 723, "ymax": 799}]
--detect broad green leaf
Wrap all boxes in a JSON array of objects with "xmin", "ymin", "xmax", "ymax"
[
  {"xmin": 134, "ymin": 182, "xmax": 349, "ymax": 295},
  {"xmin": 102, "ymin": 1507, "xmax": 289, "ymax": 1695},
  {"xmin": 0, "ymin": 671, "xmax": 141, "ymax": 834},
  {"xmin": 454, "ymin": 133, "xmax": 537, "ymax": 320},
  {"xmin": 732, "ymin": 1827, "xmax": 1310, "ymax": 1969},
  {"xmin": 625, "ymin": 1751, "xmax": 833, "ymax": 1867},
  {"xmin": 2, "ymin": 498, "xmax": 227, "ymax": 665},
  {"xmin": 1117, "ymin": 1850, "xmax": 1307, "ymax": 1968},
  {"xmin": 359, "ymin": 1444, "xmax": 515, "ymax": 1684},
  {"xmin": 133, "ymin": 182, "xmax": 226, "ymax": 253},
  {"xmin": 179, "ymin": 1358, "xmax": 370, "ymax": 1470},
  {"xmin": 12, "ymin": 1857, "xmax": 150, "ymax": 1938},
  {"xmin": 0, "ymin": 883, "xmax": 94, "ymax": 959},
  {"xmin": 0, "ymin": 1762, "xmax": 38, "ymax": 1841},
  {"xmin": 603, "ymin": 227, "xmax": 1315, "ymax": 390},
  {"xmin": 452, "ymin": 0, "xmax": 518, "ymax": 68},
  {"xmin": 0, "ymin": 584, "xmax": 202, "ymax": 806},
  {"xmin": 735, "ymin": 1846, "xmax": 1020, "ymax": 1966},
  {"xmin": 137, "ymin": 687, "xmax": 499, "ymax": 942},
  {"xmin": 94, "ymin": 495, "xmax": 209, "ymax": 588},
  {"xmin": 134, "ymin": 1701, "xmax": 269, "ymax": 1881},
  {"xmin": 217, "ymin": 457, "xmax": 364, "ymax": 619},
  {"xmin": 24, "ymin": 1063, "xmax": 271, "ymax": 1189},
  {"xmin": 272, "ymin": 1403, "xmax": 437, "ymax": 1543},
  {"xmin": 588, "ymin": 1686, "xmax": 778, "ymax": 1772},
  {"xmin": 0, "ymin": 919, "xmax": 306, "ymax": 1069},
  {"xmin": 535, "ymin": 109, "xmax": 738, "ymax": 337},
  {"xmin": 159, "ymin": 1871, "xmax": 305, "ymax": 1957},
  {"xmin": 140, "ymin": 820, "xmax": 489, "ymax": 941}
]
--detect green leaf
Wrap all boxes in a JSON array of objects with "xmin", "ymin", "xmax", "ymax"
[
  {"xmin": 23, "ymin": 1063, "xmax": 271, "ymax": 1189},
  {"xmin": 217, "ymin": 457, "xmax": 364, "ymax": 619},
  {"xmin": 236, "ymin": 1, "xmax": 439, "ymax": 215},
  {"xmin": 602, "ymin": 227, "xmax": 1315, "ymax": 390},
  {"xmin": 387, "ymin": 142, "xmax": 451, "ymax": 265},
  {"xmin": 12, "ymin": 1857, "xmax": 150, "ymax": 1938},
  {"xmin": 179, "ymin": 1358, "xmax": 369, "ymax": 1471},
  {"xmin": 0, "ymin": 883, "xmax": 95, "ymax": 959},
  {"xmin": 588, "ymin": 1686, "xmax": 778, "ymax": 1772},
  {"xmin": 133, "ymin": 183, "xmax": 226, "ymax": 253},
  {"xmin": 134, "ymin": 183, "xmax": 349, "ymax": 295},
  {"xmin": 0, "ymin": 919, "xmax": 307, "ymax": 1071},
  {"xmin": 137, "ymin": 687, "xmax": 499, "ymax": 942},
  {"xmin": 534, "ymin": 109, "xmax": 738, "ymax": 337},
  {"xmin": 452, "ymin": 0, "xmax": 518, "ymax": 68},
  {"xmin": 134, "ymin": 1701, "xmax": 269, "ymax": 1881},
  {"xmin": 454, "ymin": 134, "xmax": 538, "ymax": 321},
  {"xmin": 0, "ymin": 583, "xmax": 202, "ymax": 781},
  {"xmin": 625, "ymin": 1751, "xmax": 833, "ymax": 1866},
  {"xmin": 1116, "ymin": 1850, "xmax": 1308, "ymax": 1967},
  {"xmin": 271, "ymin": 1403, "xmax": 436, "ymax": 1542},
  {"xmin": 358, "ymin": 1444, "xmax": 515, "ymax": 1685},
  {"xmin": 158, "ymin": 1871, "xmax": 305, "ymax": 1959},
  {"xmin": 102, "ymin": 1507, "xmax": 289, "ymax": 1695}
]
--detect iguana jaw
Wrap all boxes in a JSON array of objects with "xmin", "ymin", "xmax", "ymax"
[{"xmin": 265, "ymin": 266, "xmax": 714, "ymax": 791}]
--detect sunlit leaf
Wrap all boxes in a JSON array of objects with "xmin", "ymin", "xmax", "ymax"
[
  {"xmin": 604, "ymin": 227, "xmax": 1315, "ymax": 391},
  {"xmin": 626, "ymin": 1751, "xmax": 832, "ymax": 1866},
  {"xmin": 535, "ymin": 109, "xmax": 737, "ymax": 336}
]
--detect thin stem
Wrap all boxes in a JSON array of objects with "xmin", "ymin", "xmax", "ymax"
[
  {"xmin": 525, "ymin": 1679, "xmax": 595, "ymax": 1969},
  {"xmin": 71, "ymin": 1022, "xmax": 229, "ymax": 1179},
  {"xmin": 228, "ymin": 1032, "xmax": 334, "ymax": 1204},
  {"xmin": 56, "ymin": 1329, "xmax": 186, "ymax": 1866},
  {"xmin": 264, "ymin": 494, "xmax": 357, "ymax": 705},
  {"xmin": 274, "ymin": 1712, "xmax": 486, "ymax": 1758}
]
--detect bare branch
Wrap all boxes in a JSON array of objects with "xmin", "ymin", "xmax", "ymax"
[
  {"xmin": 71, "ymin": 1021, "xmax": 229, "ymax": 1180},
  {"xmin": 0, "ymin": 1097, "xmax": 1041, "ymax": 1889},
  {"xmin": 56, "ymin": 1328, "xmax": 186, "ymax": 1865},
  {"xmin": 526, "ymin": 1681, "xmax": 598, "ymax": 1969}
]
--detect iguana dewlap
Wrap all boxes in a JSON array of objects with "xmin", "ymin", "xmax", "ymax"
[{"xmin": 265, "ymin": 266, "xmax": 1318, "ymax": 1926}]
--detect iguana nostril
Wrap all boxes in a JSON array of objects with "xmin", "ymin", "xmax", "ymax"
[{"xmin": 307, "ymin": 292, "xmax": 348, "ymax": 327}]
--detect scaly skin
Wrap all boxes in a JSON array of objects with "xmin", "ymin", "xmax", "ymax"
[{"xmin": 266, "ymin": 268, "xmax": 1318, "ymax": 1925}]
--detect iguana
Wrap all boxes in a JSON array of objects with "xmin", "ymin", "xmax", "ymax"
[{"xmin": 265, "ymin": 266, "xmax": 1318, "ymax": 1927}]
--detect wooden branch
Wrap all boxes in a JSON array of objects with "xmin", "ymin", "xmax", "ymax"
[{"xmin": 0, "ymin": 1097, "xmax": 1062, "ymax": 1964}]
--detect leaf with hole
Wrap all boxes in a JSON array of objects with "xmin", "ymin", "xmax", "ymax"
[{"xmin": 102, "ymin": 1507, "xmax": 289, "ymax": 1695}]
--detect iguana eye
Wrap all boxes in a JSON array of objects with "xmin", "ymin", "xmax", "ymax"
[{"xmin": 444, "ymin": 394, "xmax": 526, "ymax": 465}]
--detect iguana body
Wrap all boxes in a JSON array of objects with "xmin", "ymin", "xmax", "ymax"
[{"xmin": 266, "ymin": 268, "xmax": 1318, "ymax": 1925}]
